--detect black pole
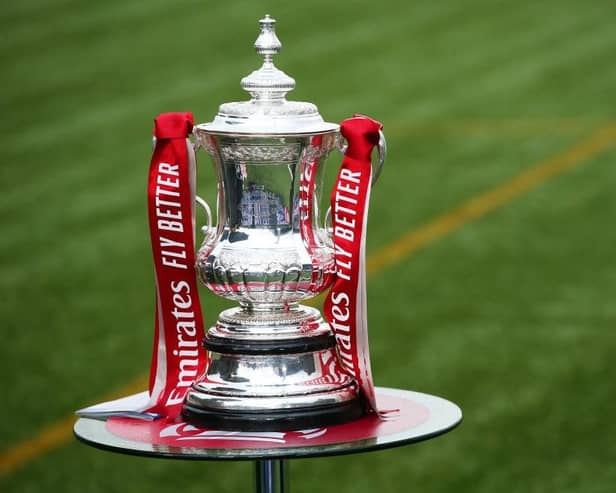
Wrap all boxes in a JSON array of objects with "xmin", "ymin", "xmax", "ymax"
[{"xmin": 255, "ymin": 459, "xmax": 288, "ymax": 493}]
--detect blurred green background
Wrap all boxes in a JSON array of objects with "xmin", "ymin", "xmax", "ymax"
[{"xmin": 2, "ymin": 0, "xmax": 616, "ymax": 491}]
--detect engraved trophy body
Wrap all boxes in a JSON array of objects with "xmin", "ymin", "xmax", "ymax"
[{"xmin": 182, "ymin": 16, "xmax": 364, "ymax": 430}]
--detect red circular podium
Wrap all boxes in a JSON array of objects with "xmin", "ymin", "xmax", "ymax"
[{"xmin": 74, "ymin": 387, "xmax": 462, "ymax": 492}]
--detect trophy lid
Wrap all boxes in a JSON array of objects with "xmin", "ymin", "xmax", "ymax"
[{"xmin": 200, "ymin": 15, "xmax": 338, "ymax": 135}]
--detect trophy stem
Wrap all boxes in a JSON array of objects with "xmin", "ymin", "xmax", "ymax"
[{"xmin": 238, "ymin": 301, "xmax": 299, "ymax": 313}]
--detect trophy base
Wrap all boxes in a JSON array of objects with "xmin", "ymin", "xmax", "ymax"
[
  {"xmin": 183, "ymin": 397, "xmax": 364, "ymax": 432},
  {"xmin": 182, "ymin": 304, "xmax": 365, "ymax": 431}
]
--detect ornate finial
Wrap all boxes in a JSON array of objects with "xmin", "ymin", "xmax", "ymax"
[
  {"xmin": 241, "ymin": 15, "xmax": 295, "ymax": 102},
  {"xmin": 255, "ymin": 15, "xmax": 281, "ymax": 60}
]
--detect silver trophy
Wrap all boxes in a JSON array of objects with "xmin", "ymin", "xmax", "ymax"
[{"xmin": 183, "ymin": 15, "xmax": 385, "ymax": 430}]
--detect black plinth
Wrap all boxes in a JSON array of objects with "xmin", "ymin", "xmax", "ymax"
[{"xmin": 182, "ymin": 397, "xmax": 365, "ymax": 432}]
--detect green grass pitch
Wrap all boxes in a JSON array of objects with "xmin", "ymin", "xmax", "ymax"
[{"xmin": 1, "ymin": 0, "xmax": 616, "ymax": 492}]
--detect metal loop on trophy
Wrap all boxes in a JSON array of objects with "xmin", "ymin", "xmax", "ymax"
[
  {"xmin": 195, "ymin": 195, "xmax": 215, "ymax": 241},
  {"xmin": 323, "ymin": 206, "xmax": 334, "ymax": 246},
  {"xmin": 335, "ymin": 130, "xmax": 387, "ymax": 185},
  {"xmin": 190, "ymin": 132, "xmax": 199, "ymax": 152},
  {"xmin": 335, "ymin": 133, "xmax": 348, "ymax": 156},
  {"xmin": 373, "ymin": 129, "xmax": 387, "ymax": 185}
]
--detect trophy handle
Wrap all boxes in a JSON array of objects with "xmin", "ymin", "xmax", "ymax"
[
  {"xmin": 192, "ymin": 130, "xmax": 221, "ymax": 247},
  {"xmin": 335, "ymin": 129, "xmax": 387, "ymax": 185},
  {"xmin": 324, "ymin": 206, "xmax": 333, "ymax": 241},
  {"xmin": 196, "ymin": 195, "xmax": 217, "ymax": 244},
  {"xmin": 324, "ymin": 129, "xmax": 387, "ymax": 232}
]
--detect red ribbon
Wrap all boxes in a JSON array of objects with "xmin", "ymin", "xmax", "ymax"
[
  {"xmin": 146, "ymin": 112, "xmax": 207, "ymax": 418},
  {"xmin": 324, "ymin": 115, "xmax": 383, "ymax": 414}
]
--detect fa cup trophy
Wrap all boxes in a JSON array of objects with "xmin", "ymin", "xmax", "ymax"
[{"xmin": 181, "ymin": 15, "xmax": 385, "ymax": 431}]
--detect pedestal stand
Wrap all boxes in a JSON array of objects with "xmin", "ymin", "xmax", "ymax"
[{"xmin": 74, "ymin": 387, "xmax": 462, "ymax": 493}]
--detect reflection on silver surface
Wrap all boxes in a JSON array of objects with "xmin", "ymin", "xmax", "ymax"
[
  {"xmin": 188, "ymin": 349, "xmax": 356, "ymax": 411},
  {"xmin": 194, "ymin": 134, "xmax": 336, "ymax": 305}
]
